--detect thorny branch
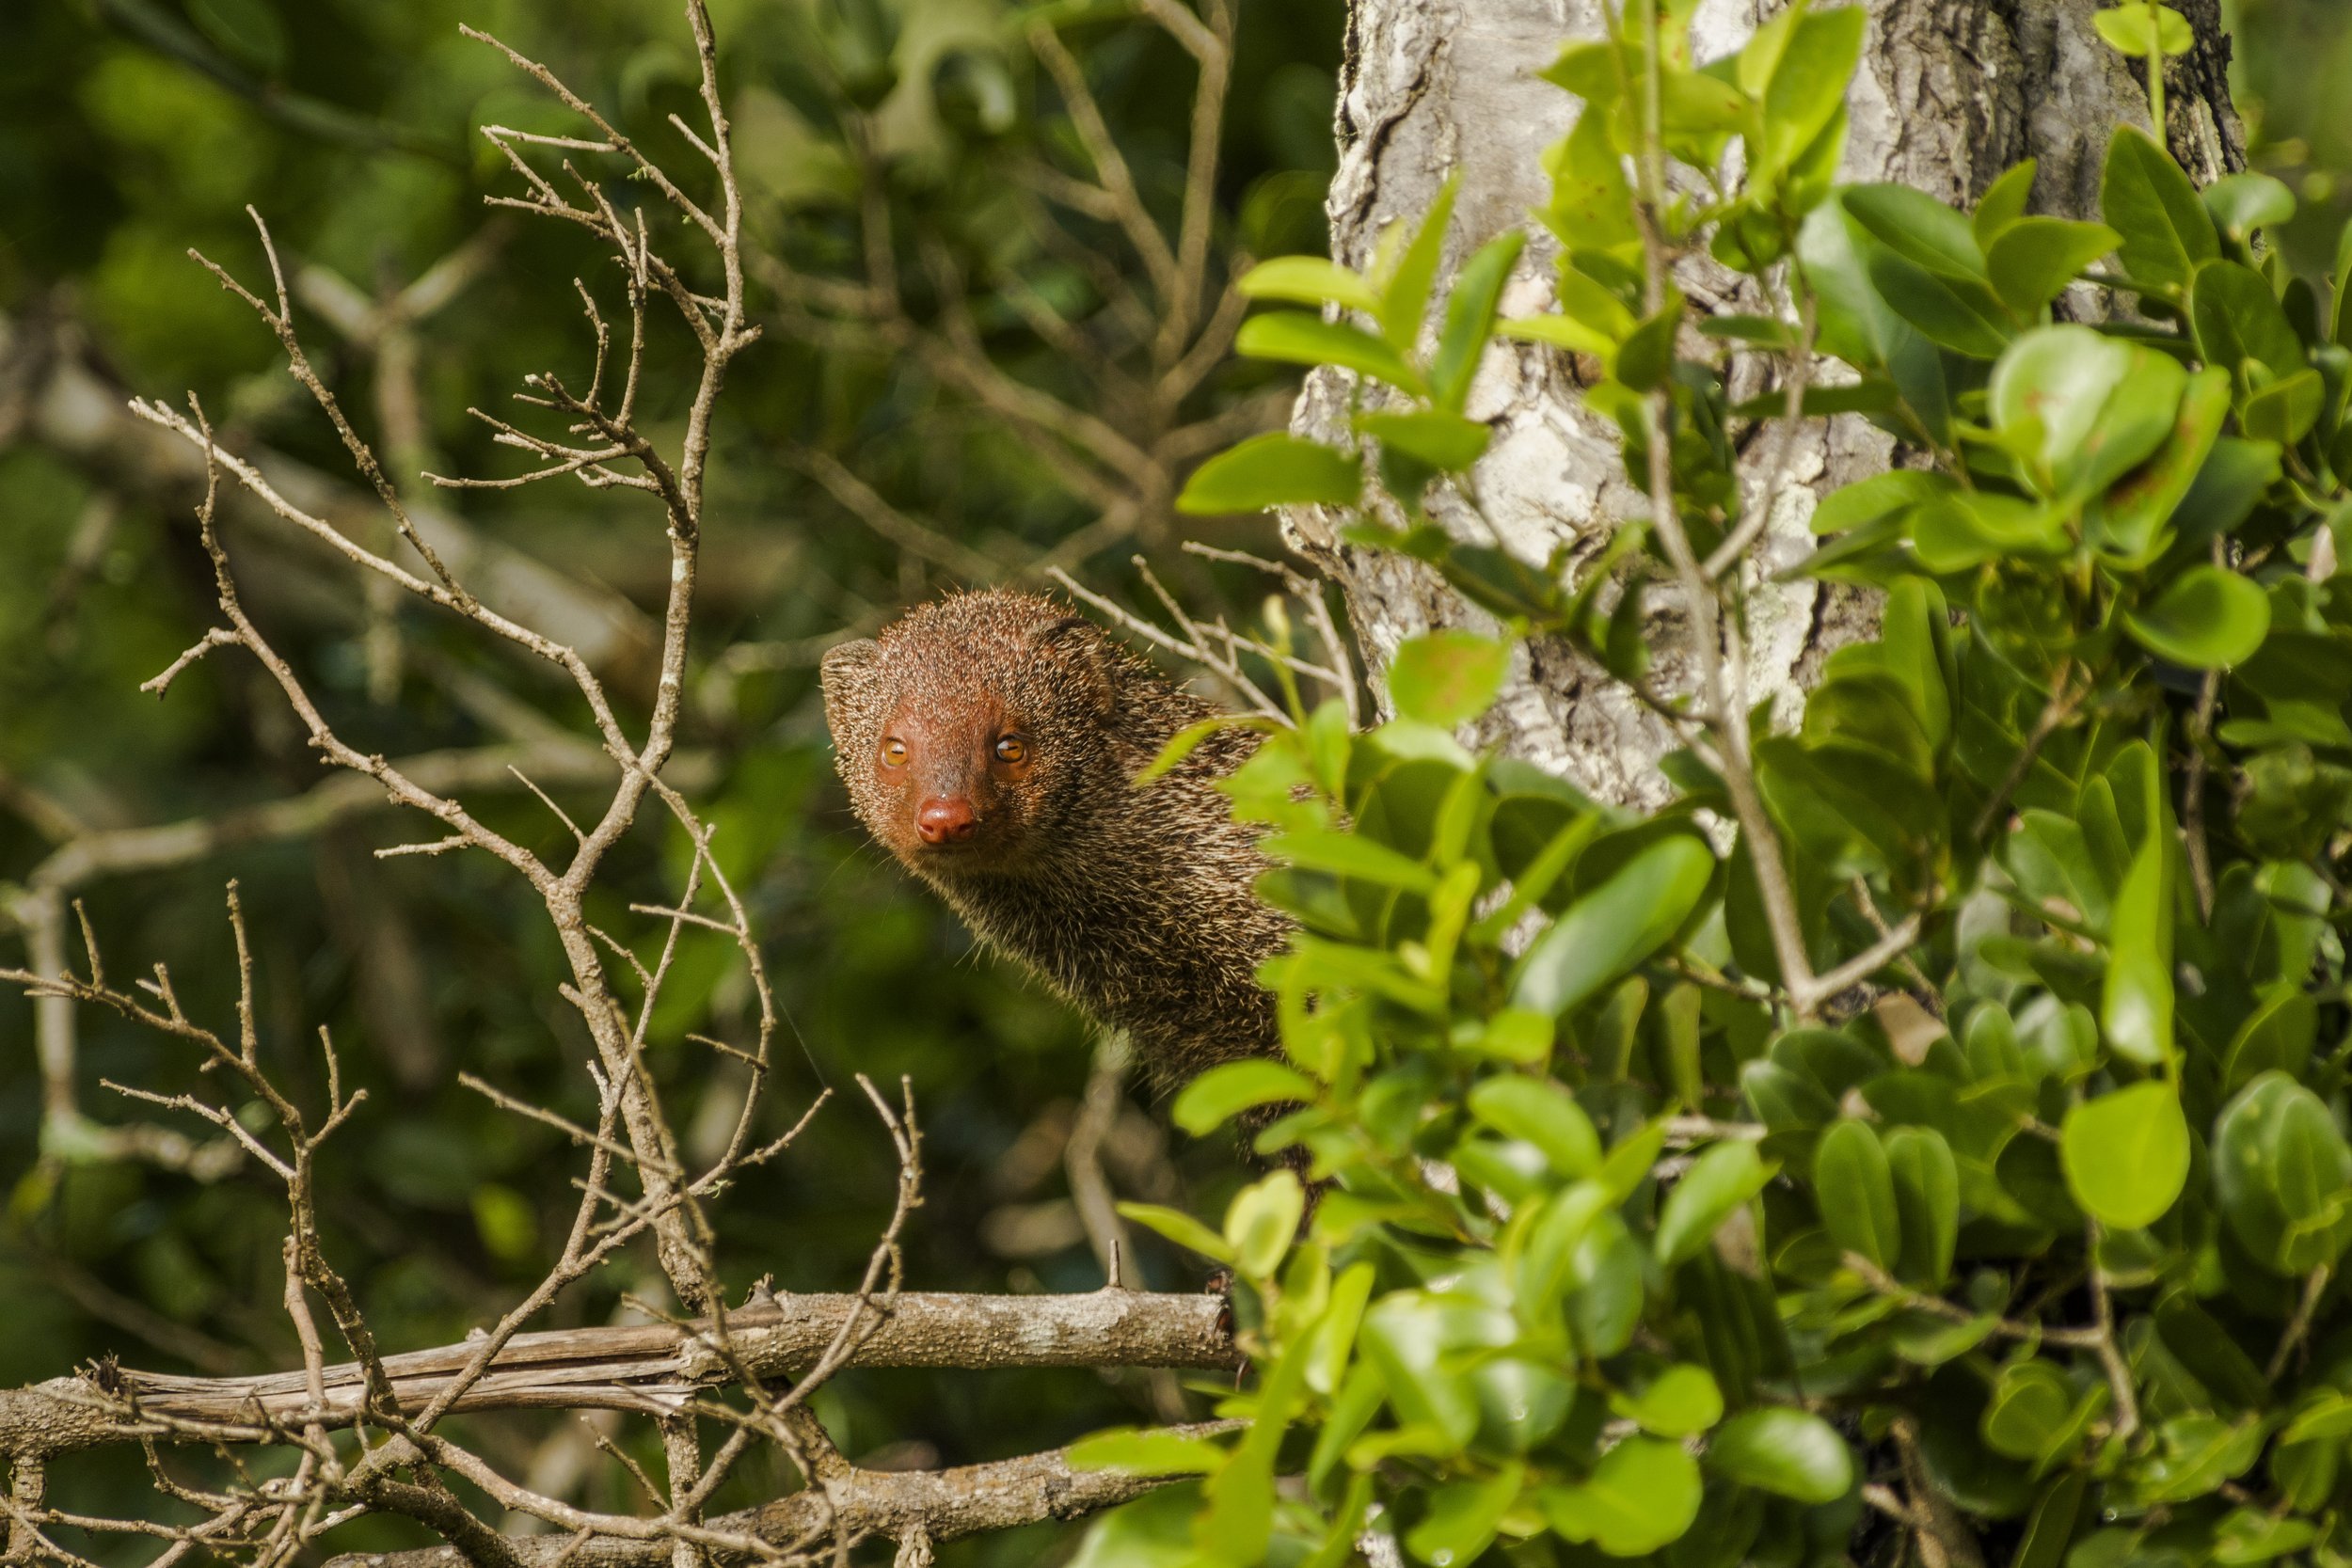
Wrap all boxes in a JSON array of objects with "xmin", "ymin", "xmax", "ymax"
[{"xmin": 3, "ymin": 6, "xmax": 1229, "ymax": 1564}]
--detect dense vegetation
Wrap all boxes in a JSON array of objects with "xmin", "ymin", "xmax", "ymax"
[{"xmin": 1082, "ymin": 3, "xmax": 2352, "ymax": 1564}]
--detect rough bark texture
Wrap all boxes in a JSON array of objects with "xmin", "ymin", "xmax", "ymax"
[
  {"xmin": 1287, "ymin": 0, "xmax": 2245, "ymax": 807},
  {"xmin": 0, "ymin": 1291, "xmax": 1238, "ymax": 1460},
  {"xmin": 322, "ymin": 1428, "xmax": 1242, "ymax": 1568}
]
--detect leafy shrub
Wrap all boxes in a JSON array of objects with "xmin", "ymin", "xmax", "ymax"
[{"xmin": 1084, "ymin": 3, "xmax": 2352, "ymax": 1564}]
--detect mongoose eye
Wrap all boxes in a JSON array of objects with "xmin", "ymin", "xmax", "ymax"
[
  {"xmin": 881, "ymin": 737, "xmax": 908, "ymax": 768},
  {"xmin": 994, "ymin": 734, "xmax": 1028, "ymax": 765}
]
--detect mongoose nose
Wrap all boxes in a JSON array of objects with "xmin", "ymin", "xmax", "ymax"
[{"xmin": 915, "ymin": 797, "xmax": 979, "ymax": 845}]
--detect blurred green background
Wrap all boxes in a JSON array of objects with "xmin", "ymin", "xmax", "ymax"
[
  {"xmin": 0, "ymin": 0, "xmax": 1341, "ymax": 1560},
  {"xmin": 0, "ymin": 0, "xmax": 2341, "ymax": 1562}
]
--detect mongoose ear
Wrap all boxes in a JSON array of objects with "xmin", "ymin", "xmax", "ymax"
[
  {"xmin": 818, "ymin": 639, "xmax": 882, "ymax": 743},
  {"xmin": 1029, "ymin": 616, "xmax": 1119, "ymax": 717}
]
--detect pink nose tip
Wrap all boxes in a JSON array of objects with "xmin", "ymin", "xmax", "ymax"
[{"xmin": 916, "ymin": 797, "xmax": 978, "ymax": 845}]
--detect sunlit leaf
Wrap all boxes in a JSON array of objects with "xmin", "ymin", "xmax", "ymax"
[
  {"xmin": 1707, "ymin": 1409, "xmax": 1854, "ymax": 1502},
  {"xmin": 1653, "ymin": 1139, "xmax": 1776, "ymax": 1268},
  {"xmin": 1172, "ymin": 1060, "xmax": 1317, "ymax": 1135},
  {"xmin": 1389, "ymin": 630, "xmax": 1511, "ymax": 728},
  {"xmin": 1611, "ymin": 1364, "xmax": 1724, "ymax": 1438},
  {"xmin": 2101, "ymin": 124, "xmax": 2218, "ymax": 295},
  {"xmin": 1176, "ymin": 433, "xmax": 1361, "ymax": 515},
  {"xmin": 1468, "ymin": 1075, "xmax": 1601, "ymax": 1179},
  {"xmin": 1514, "ymin": 835, "xmax": 1716, "ymax": 1017},
  {"xmin": 1986, "ymin": 217, "xmax": 2121, "ymax": 317},
  {"xmin": 2060, "ymin": 1082, "xmax": 2190, "ymax": 1229},
  {"xmin": 1067, "ymin": 1428, "xmax": 1229, "ymax": 1476},
  {"xmin": 1429, "ymin": 230, "xmax": 1526, "ymax": 412},
  {"xmin": 1117, "ymin": 1201, "xmax": 1234, "ymax": 1263},
  {"xmin": 2092, "ymin": 3, "xmax": 2195, "ymax": 57},
  {"xmin": 1539, "ymin": 1438, "xmax": 1701, "ymax": 1557},
  {"xmin": 1235, "ymin": 311, "xmax": 1425, "ymax": 392},
  {"xmin": 2123, "ymin": 565, "xmax": 2271, "ymax": 669},
  {"xmin": 1236, "ymin": 255, "xmax": 1382, "ymax": 315}
]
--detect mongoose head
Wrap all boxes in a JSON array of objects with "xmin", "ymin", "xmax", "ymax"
[{"xmin": 820, "ymin": 591, "xmax": 1122, "ymax": 876}]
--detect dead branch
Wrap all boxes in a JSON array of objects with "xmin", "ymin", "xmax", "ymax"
[
  {"xmin": 0, "ymin": 1291, "xmax": 1238, "ymax": 1462},
  {"xmin": 326, "ymin": 1423, "xmax": 1245, "ymax": 1568}
]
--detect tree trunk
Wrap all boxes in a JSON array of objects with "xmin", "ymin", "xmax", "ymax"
[{"xmin": 1286, "ymin": 0, "xmax": 2246, "ymax": 807}]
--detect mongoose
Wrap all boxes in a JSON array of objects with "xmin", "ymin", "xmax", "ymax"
[{"xmin": 819, "ymin": 589, "xmax": 1291, "ymax": 1088}]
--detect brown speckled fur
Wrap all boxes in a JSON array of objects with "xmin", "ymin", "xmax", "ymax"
[{"xmin": 820, "ymin": 590, "xmax": 1290, "ymax": 1089}]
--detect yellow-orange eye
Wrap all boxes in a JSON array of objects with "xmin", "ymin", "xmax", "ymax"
[
  {"xmin": 994, "ymin": 735, "xmax": 1027, "ymax": 765},
  {"xmin": 881, "ymin": 737, "xmax": 908, "ymax": 768}
]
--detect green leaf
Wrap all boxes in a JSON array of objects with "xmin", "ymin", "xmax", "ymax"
[
  {"xmin": 1615, "ymin": 293, "xmax": 1688, "ymax": 391},
  {"xmin": 1513, "ymin": 835, "xmax": 1715, "ymax": 1017},
  {"xmin": 2092, "ymin": 3, "xmax": 2195, "ymax": 57},
  {"xmin": 1309, "ymin": 1262, "xmax": 1377, "ymax": 1396},
  {"xmin": 1539, "ymin": 108, "xmax": 1638, "ymax": 257},
  {"xmin": 2124, "ymin": 566, "xmax": 2270, "ymax": 669},
  {"xmin": 2214, "ymin": 1510, "xmax": 2317, "ymax": 1565},
  {"xmin": 2243, "ymin": 368, "xmax": 2324, "ymax": 446},
  {"xmin": 1973, "ymin": 158, "xmax": 2040, "ymax": 249},
  {"xmin": 2213, "ymin": 1071, "xmax": 2352, "ymax": 1275},
  {"xmin": 1176, "ymin": 433, "xmax": 1362, "ymax": 515},
  {"xmin": 1987, "ymin": 218, "xmax": 2122, "ymax": 317},
  {"xmin": 2222, "ymin": 989, "xmax": 2318, "ymax": 1095},
  {"xmin": 1539, "ymin": 1438, "xmax": 1702, "ymax": 1557},
  {"xmin": 1815, "ymin": 1118, "xmax": 1903, "ymax": 1271},
  {"xmin": 1468, "ymin": 1007, "xmax": 1555, "ymax": 1065},
  {"xmin": 1988, "ymin": 325, "xmax": 2185, "ymax": 502},
  {"xmin": 1909, "ymin": 491, "xmax": 2068, "ymax": 573},
  {"xmin": 1980, "ymin": 1358, "xmax": 2078, "ymax": 1464},
  {"xmin": 1236, "ymin": 255, "xmax": 1382, "ymax": 315},
  {"xmin": 1845, "ymin": 182, "xmax": 1987, "ymax": 279},
  {"xmin": 1406, "ymin": 1465, "xmax": 1523, "ymax": 1567},
  {"xmin": 2013, "ymin": 1474, "xmax": 2089, "ymax": 1568},
  {"xmin": 1653, "ymin": 1139, "xmax": 1776, "ymax": 1268},
  {"xmin": 1172, "ymin": 1060, "xmax": 1317, "ymax": 1135},
  {"xmin": 1262, "ymin": 830, "xmax": 1441, "ymax": 893},
  {"xmin": 1135, "ymin": 716, "xmax": 1248, "ymax": 787},
  {"xmin": 1752, "ymin": 5, "xmax": 1867, "ymax": 179},
  {"xmin": 1468, "ymin": 1076, "xmax": 1601, "ymax": 1178},
  {"xmin": 2102, "ymin": 790, "xmax": 2175, "ymax": 1068},
  {"xmin": 1064, "ymin": 1484, "xmax": 1200, "ymax": 1568},
  {"xmin": 1540, "ymin": 39, "xmax": 1621, "ymax": 103},
  {"xmin": 1225, "ymin": 1170, "xmax": 1305, "ymax": 1278},
  {"xmin": 1866, "ymin": 247, "xmax": 2014, "ymax": 358},
  {"xmin": 1117, "ymin": 1201, "xmax": 1234, "ymax": 1262},
  {"xmin": 1382, "ymin": 173, "xmax": 1460, "ymax": 350},
  {"xmin": 2202, "ymin": 172, "xmax": 2296, "ymax": 244},
  {"xmin": 1886, "ymin": 1125, "xmax": 1961, "ymax": 1288},
  {"xmin": 1235, "ymin": 312, "xmax": 1425, "ymax": 392},
  {"xmin": 1707, "ymin": 1408, "xmax": 1854, "ymax": 1502},
  {"xmin": 1612, "ymin": 1364, "xmax": 1724, "ymax": 1438},
  {"xmin": 2192, "ymin": 259, "xmax": 2306, "ymax": 382},
  {"xmin": 2060, "ymin": 1082, "xmax": 2190, "ymax": 1230},
  {"xmin": 1067, "ymin": 1428, "xmax": 1229, "ymax": 1476},
  {"xmin": 2082, "ymin": 365, "xmax": 2231, "ymax": 565},
  {"xmin": 2101, "ymin": 124, "xmax": 2218, "ymax": 295},
  {"xmin": 1430, "ymin": 230, "xmax": 1527, "ymax": 412},
  {"xmin": 1358, "ymin": 410, "xmax": 1491, "ymax": 472},
  {"xmin": 1388, "ymin": 630, "xmax": 1510, "ymax": 728},
  {"xmin": 1358, "ymin": 1290, "xmax": 1489, "ymax": 1450},
  {"xmin": 1496, "ymin": 311, "xmax": 1618, "ymax": 359},
  {"xmin": 1811, "ymin": 469, "xmax": 1956, "ymax": 535}
]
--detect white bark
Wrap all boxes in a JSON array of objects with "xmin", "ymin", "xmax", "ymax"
[{"xmin": 1288, "ymin": 0, "xmax": 2245, "ymax": 806}]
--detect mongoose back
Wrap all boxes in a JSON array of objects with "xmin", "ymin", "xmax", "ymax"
[{"xmin": 820, "ymin": 590, "xmax": 1290, "ymax": 1087}]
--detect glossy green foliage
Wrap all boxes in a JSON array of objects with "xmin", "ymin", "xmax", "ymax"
[{"xmin": 1075, "ymin": 5, "xmax": 2352, "ymax": 1565}]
